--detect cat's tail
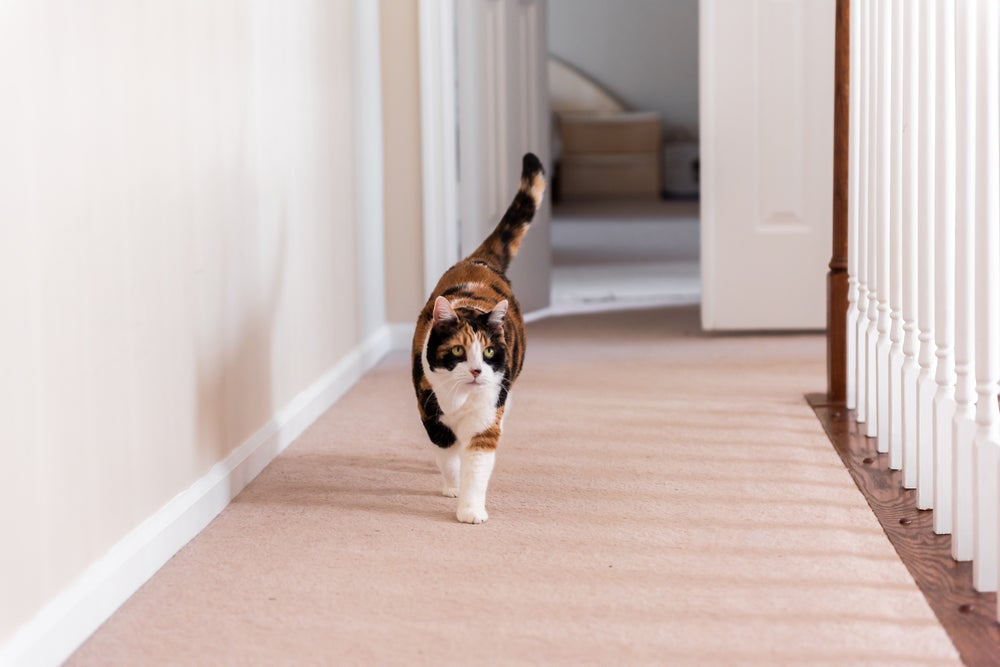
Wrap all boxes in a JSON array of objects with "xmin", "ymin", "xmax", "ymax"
[{"xmin": 468, "ymin": 152, "xmax": 546, "ymax": 273}]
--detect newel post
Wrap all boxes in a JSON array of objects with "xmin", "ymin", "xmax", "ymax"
[{"xmin": 829, "ymin": 0, "xmax": 851, "ymax": 404}]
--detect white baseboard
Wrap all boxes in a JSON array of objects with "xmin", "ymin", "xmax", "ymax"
[
  {"xmin": 388, "ymin": 322, "xmax": 414, "ymax": 351},
  {"xmin": 525, "ymin": 295, "xmax": 701, "ymax": 323},
  {"xmin": 0, "ymin": 325, "xmax": 395, "ymax": 667},
  {"xmin": 523, "ymin": 306, "xmax": 554, "ymax": 323}
]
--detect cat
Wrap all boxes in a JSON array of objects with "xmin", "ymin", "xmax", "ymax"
[{"xmin": 411, "ymin": 152, "xmax": 546, "ymax": 524}]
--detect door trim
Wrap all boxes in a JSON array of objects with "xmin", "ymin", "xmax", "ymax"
[
  {"xmin": 357, "ymin": 0, "xmax": 387, "ymax": 336},
  {"xmin": 698, "ymin": 0, "xmax": 719, "ymax": 329},
  {"xmin": 418, "ymin": 0, "xmax": 460, "ymax": 296},
  {"xmin": 419, "ymin": 0, "xmax": 553, "ymax": 315}
]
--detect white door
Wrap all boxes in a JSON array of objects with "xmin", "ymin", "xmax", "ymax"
[
  {"xmin": 700, "ymin": 0, "xmax": 835, "ymax": 330},
  {"xmin": 455, "ymin": 0, "xmax": 552, "ymax": 315}
]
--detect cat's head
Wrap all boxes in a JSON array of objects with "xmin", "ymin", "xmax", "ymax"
[{"xmin": 425, "ymin": 296, "xmax": 508, "ymax": 389}]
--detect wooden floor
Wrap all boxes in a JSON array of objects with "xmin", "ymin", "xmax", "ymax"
[{"xmin": 807, "ymin": 394, "xmax": 1000, "ymax": 667}]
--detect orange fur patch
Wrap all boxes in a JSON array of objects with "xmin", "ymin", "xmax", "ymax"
[{"xmin": 469, "ymin": 418, "xmax": 502, "ymax": 451}]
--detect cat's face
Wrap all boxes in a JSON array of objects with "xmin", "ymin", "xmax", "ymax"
[{"xmin": 425, "ymin": 297, "xmax": 508, "ymax": 391}]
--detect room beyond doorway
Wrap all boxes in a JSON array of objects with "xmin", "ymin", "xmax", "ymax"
[
  {"xmin": 550, "ymin": 198, "xmax": 700, "ymax": 314},
  {"xmin": 546, "ymin": 0, "xmax": 700, "ymax": 316}
]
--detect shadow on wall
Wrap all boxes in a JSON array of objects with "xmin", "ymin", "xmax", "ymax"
[{"xmin": 194, "ymin": 200, "xmax": 289, "ymax": 500}]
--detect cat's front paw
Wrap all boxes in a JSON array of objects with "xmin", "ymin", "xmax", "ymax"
[
  {"xmin": 442, "ymin": 486, "xmax": 459, "ymax": 498},
  {"xmin": 456, "ymin": 504, "xmax": 489, "ymax": 524}
]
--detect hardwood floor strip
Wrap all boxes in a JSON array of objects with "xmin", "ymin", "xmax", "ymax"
[{"xmin": 807, "ymin": 393, "xmax": 1000, "ymax": 667}]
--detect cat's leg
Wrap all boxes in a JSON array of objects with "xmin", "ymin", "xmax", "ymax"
[
  {"xmin": 457, "ymin": 448, "xmax": 495, "ymax": 524},
  {"xmin": 456, "ymin": 424, "xmax": 500, "ymax": 524},
  {"xmin": 435, "ymin": 446, "xmax": 461, "ymax": 497}
]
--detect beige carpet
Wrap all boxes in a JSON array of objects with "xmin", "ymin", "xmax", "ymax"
[{"xmin": 69, "ymin": 306, "xmax": 959, "ymax": 666}]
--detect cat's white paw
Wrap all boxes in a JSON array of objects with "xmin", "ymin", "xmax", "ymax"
[
  {"xmin": 456, "ymin": 504, "xmax": 489, "ymax": 524},
  {"xmin": 442, "ymin": 486, "xmax": 459, "ymax": 498}
]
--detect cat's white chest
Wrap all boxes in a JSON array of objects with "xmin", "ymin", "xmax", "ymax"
[
  {"xmin": 441, "ymin": 387, "xmax": 500, "ymax": 442},
  {"xmin": 434, "ymin": 377, "xmax": 500, "ymax": 442},
  {"xmin": 422, "ymin": 362, "xmax": 501, "ymax": 444}
]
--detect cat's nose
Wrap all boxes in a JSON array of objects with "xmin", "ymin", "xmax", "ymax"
[{"xmin": 470, "ymin": 368, "xmax": 482, "ymax": 377}]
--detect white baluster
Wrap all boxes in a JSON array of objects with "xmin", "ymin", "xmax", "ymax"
[
  {"xmin": 847, "ymin": 0, "xmax": 862, "ymax": 412},
  {"xmin": 887, "ymin": 0, "xmax": 904, "ymax": 468},
  {"xmin": 916, "ymin": 0, "xmax": 937, "ymax": 509},
  {"xmin": 875, "ymin": 0, "xmax": 892, "ymax": 454},
  {"xmin": 900, "ymin": 0, "xmax": 921, "ymax": 489},
  {"xmin": 856, "ymin": 0, "xmax": 871, "ymax": 426},
  {"xmin": 932, "ymin": 0, "xmax": 957, "ymax": 535},
  {"xmin": 973, "ymin": 0, "xmax": 1000, "ymax": 594},
  {"xmin": 952, "ymin": 0, "xmax": 977, "ymax": 563},
  {"xmin": 866, "ymin": 0, "xmax": 881, "ymax": 440}
]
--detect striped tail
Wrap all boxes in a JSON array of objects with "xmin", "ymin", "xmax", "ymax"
[{"xmin": 469, "ymin": 152, "xmax": 546, "ymax": 273}]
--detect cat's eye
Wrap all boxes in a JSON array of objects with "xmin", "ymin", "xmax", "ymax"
[
  {"xmin": 451, "ymin": 345, "xmax": 464, "ymax": 356},
  {"xmin": 483, "ymin": 347, "xmax": 495, "ymax": 359}
]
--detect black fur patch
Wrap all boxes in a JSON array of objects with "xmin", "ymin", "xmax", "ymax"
[
  {"xmin": 423, "ymin": 419, "xmax": 456, "ymax": 448},
  {"xmin": 418, "ymin": 389, "xmax": 456, "ymax": 448},
  {"xmin": 442, "ymin": 285, "xmax": 474, "ymax": 299},
  {"xmin": 411, "ymin": 353, "xmax": 423, "ymax": 388},
  {"xmin": 521, "ymin": 152, "xmax": 544, "ymax": 178},
  {"xmin": 484, "ymin": 341, "xmax": 506, "ymax": 373},
  {"xmin": 501, "ymin": 191, "xmax": 536, "ymax": 227},
  {"xmin": 426, "ymin": 326, "xmax": 462, "ymax": 371},
  {"xmin": 496, "ymin": 384, "xmax": 509, "ymax": 409}
]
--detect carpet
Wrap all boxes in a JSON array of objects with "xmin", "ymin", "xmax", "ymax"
[{"xmin": 68, "ymin": 306, "xmax": 960, "ymax": 666}]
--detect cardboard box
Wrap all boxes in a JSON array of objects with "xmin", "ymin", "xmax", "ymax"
[
  {"xmin": 559, "ymin": 153, "xmax": 661, "ymax": 199},
  {"xmin": 557, "ymin": 111, "xmax": 661, "ymax": 155}
]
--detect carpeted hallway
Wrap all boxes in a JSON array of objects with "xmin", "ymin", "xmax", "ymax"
[{"xmin": 68, "ymin": 306, "xmax": 960, "ymax": 666}]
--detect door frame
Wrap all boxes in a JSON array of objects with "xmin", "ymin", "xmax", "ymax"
[
  {"xmin": 421, "ymin": 0, "xmax": 706, "ymax": 322},
  {"xmin": 418, "ymin": 0, "xmax": 460, "ymax": 297},
  {"xmin": 418, "ymin": 0, "xmax": 553, "ymax": 315},
  {"xmin": 419, "ymin": 0, "xmax": 845, "ymax": 348}
]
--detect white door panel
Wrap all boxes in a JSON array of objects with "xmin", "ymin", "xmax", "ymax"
[{"xmin": 700, "ymin": 0, "xmax": 835, "ymax": 330}]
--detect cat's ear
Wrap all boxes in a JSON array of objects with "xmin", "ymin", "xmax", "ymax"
[
  {"xmin": 432, "ymin": 296, "xmax": 458, "ymax": 331},
  {"xmin": 487, "ymin": 299, "xmax": 508, "ymax": 332}
]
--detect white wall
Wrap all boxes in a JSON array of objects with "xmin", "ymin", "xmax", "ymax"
[
  {"xmin": 548, "ymin": 0, "xmax": 699, "ymax": 137},
  {"xmin": 381, "ymin": 0, "xmax": 426, "ymax": 323},
  {"xmin": 0, "ymin": 0, "xmax": 384, "ymax": 658}
]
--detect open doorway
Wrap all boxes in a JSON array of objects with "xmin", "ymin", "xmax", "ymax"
[
  {"xmin": 420, "ymin": 0, "xmax": 833, "ymax": 329},
  {"xmin": 546, "ymin": 0, "xmax": 700, "ymax": 314}
]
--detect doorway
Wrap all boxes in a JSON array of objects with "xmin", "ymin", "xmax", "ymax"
[
  {"xmin": 420, "ymin": 0, "xmax": 833, "ymax": 329},
  {"xmin": 547, "ymin": 0, "xmax": 701, "ymax": 315}
]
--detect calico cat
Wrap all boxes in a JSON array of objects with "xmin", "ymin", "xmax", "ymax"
[{"xmin": 411, "ymin": 153, "xmax": 546, "ymax": 524}]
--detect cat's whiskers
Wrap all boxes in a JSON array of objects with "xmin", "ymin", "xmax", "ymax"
[{"xmin": 437, "ymin": 374, "xmax": 466, "ymax": 408}]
